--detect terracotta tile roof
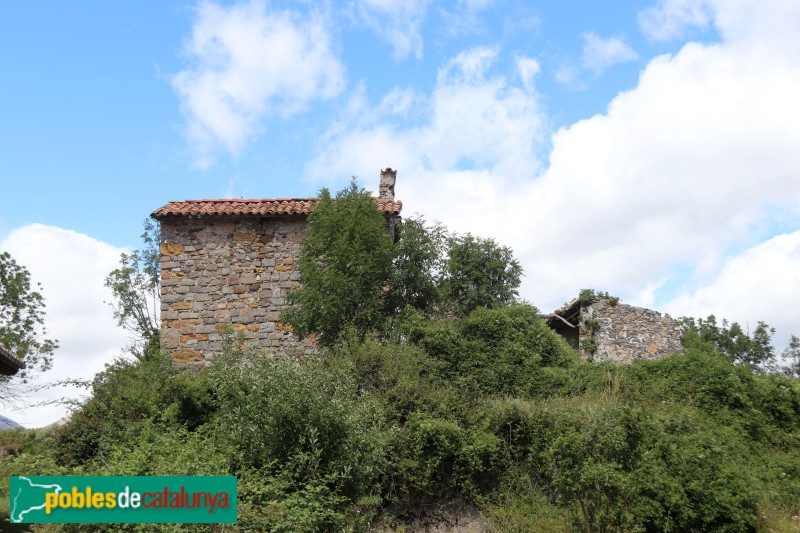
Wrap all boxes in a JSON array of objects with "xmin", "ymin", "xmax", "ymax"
[
  {"xmin": 0, "ymin": 342, "xmax": 24, "ymax": 376},
  {"xmin": 151, "ymin": 198, "xmax": 403, "ymax": 219}
]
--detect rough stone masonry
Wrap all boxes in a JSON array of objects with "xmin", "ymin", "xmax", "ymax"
[
  {"xmin": 151, "ymin": 169, "xmax": 402, "ymax": 364},
  {"xmin": 544, "ymin": 296, "xmax": 684, "ymax": 363}
]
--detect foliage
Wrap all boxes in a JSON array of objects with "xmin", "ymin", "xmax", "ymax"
[
  {"xmin": 283, "ymin": 181, "xmax": 525, "ymax": 346},
  {"xmin": 237, "ymin": 467, "xmax": 350, "ymax": 532},
  {"xmin": 441, "ymin": 233, "xmax": 523, "ymax": 316},
  {"xmin": 679, "ymin": 314, "xmax": 777, "ymax": 372},
  {"xmin": 54, "ymin": 346, "xmax": 212, "ymax": 466},
  {"xmin": 577, "ymin": 288, "xmax": 619, "ymax": 306},
  {"xmin": 207, "ymin": 333, "xmax": 388, "ymax": 499},
  {"xmin": 482, "ymin": 473, "xmax": 570, "ymax": 532},
  {"xmin": 6, "ymin": 328, "xmax": 800, "ymax": 531},
  {"xmin": 283, "ymin": 180, "xmax": 395, "ymax": 347},
  {"xmin": 389, "ymin": 412, "xmax": 504, "ymax": 504},
  {"xmin": 0, "ymin": 251, "xmax": 58, "ymax": 385},
  {"xmin": 104, "ymin": 219, "xmax": 160, "ymax": 356},
  {"xmin": 328, "ymin": 335, "xmax": 449, "ymax": 423},
  {"xmin": 385, "ymin": 217, "xmax": 447, "ymax": 316},
  {"xmin": 0, "ymin": 427, "xmax": 54, "ymax": 459},
  {"xmin": 404, "ymin": 304, "xmax": 577, "ymax": 395},
  {"xmin": 580, "ymin": 317, "xmax": 600, "ymax": 356},
  {"xmin": 782, "ymin": 334, "xmax": 800, "ymax": 378}
]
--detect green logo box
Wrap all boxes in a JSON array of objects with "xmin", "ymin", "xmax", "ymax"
[{"xmin": 9, "ymin": 476, "xmax": 237, "ymax": 524}]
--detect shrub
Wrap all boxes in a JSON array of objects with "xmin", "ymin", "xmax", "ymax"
[
  {"xmin": 330, "ymin": 336, "xmax": 450, "ymax": 423},
  {"xmin": 207, "ymin": 344, "xmax": 388, "ymax": 499},
  {"xmin": 238, "ymin": 466, "xmax": 350, "ymax": 532},
  {"xmin": 54, "ymin": 349, "xmax": 213, "ymax": 466},
  {"xmin": 406, "ymin": 304, "xmax": 578, "ymax": 395}
]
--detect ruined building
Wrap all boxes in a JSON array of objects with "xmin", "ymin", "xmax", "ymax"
[
  {"xmin": 151, "ymin": 168, "xmax": 402, "ymax": 364},
  {"xmin": 542, "ymin": 295, "xmax": 683, "ymax": 363}
]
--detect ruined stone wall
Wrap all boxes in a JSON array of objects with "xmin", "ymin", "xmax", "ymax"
[
  {"xmin": 581, "ymin": 301, "xmax": 683, "ymax": 363},
  {"xmin": 159, "ymin": 217, "xmax": 315, "ymax": 364}
]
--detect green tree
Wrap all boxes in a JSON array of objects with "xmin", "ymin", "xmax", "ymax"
[
  {"xmin": 442, "ymin": 233, "xmax": 522, "ymax": 316},
  {"xmin": 105, "ymin": 219, "xmax": 160, "ymax": 357},
  {"xmin": 782, "ymin": 334, "xmax": 800, "ymax": 378},
  {"xmin": 283, "ymin": 181, "xmax": 525, "ymax": 344},
  {"xmin": 283, "ymin": 180, "xmax": 395, "ymax": 347},
  {"xmin": 386, "ymin": 217, "xmax": 446, "ymax": 316},
  {"xmin": 679, "ymin": 315, "xmax": 776, "ymax": 372},
  {"xmin": 0, "ymin": 252, "xmax": 58, "ymax": 399}
]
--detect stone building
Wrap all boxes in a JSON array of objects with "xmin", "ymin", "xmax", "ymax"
[
  {"xmin": 542, "ymin": 295, "xmax": 683, "ymax": 363},
  {"xmin": 151, "ymin": 168, "xmax": 402, "ymax": 364}
]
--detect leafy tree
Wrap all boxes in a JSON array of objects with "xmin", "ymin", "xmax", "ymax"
[
  {"xmin": 283, "ymin": 180, "xmax": 394, "ymax": 347},
  {"xmin": 680, "ymin": 314, "xmax": 776, "ymax": 372},
  {"xmin": 782, "ymin": 334, "xmax": 800, "ymax": 378},
  {"xmin": 0, "ymin": 251, "xmax": 58, "ymax": 393},
  {"xmin": 105, "ymin": 219, "xmax": 160, "ymax": 357},
  {"xmin": 441, "ymin": 233, "xmax": 522, "ymax": 316},
  {"xmin": 386, "ymin": 217, "xmax": 446, "ymax": 316},
  {"xmin": 284, "ymin": 180, "xmax": 526, "ymax": 345}
]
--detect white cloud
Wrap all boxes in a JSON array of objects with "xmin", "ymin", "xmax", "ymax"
[
  {"xmin": 516, "ymin": 56, "xmax": 540, "ymax": 92},
  {"xmin": 638, "ymin": 0, "xmax": 714, "ymax": 41},
  {"xmin": 581, "ymin": 32, "xmax": 638, "ymax": 74},
  {"xmin": 665, "ymin": 230, "xmax": 800, "ymax": 349},
  {"xmin": 460, "ymin": 0, "xmax": 493, "ymax": 10},
  {"xmin": 555, "ymin": 32, "xmax": 636, "ymax": 89},
  {"xmin": 172, "ymin": 0, "xmax": 345, "ymax": 167},
  {"xmin": 1, "ymin": 225, "xmax": 129, "ymax": 428},
  {"xmin": 356, "ymin": 0, "xmax": 431, "ymax": 59},
  {"xmin": 438, "ymin": 0, "xmax": 495, "ymax": 36},
  {"xmin": 306, "ymin": 47, "xmax": 545, "ymax": 228},
  {"xmin": 639, "ymin": 0, "xmax": 800, "ymax": 47},
  {"xmin": 307, "ymin": 0, "xmax": 800, "ymax": 336},
  {"xmin": 554, "ymin": 62, "xmax": 585, "ymax": 90}
]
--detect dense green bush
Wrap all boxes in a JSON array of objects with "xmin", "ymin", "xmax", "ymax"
[
  {"xmin": 54, "ymin": 348, "xmax": 212, "ymax": 466},
  {"xmin": 388, "ymin": 412, "xmax": 503, "ymax": 505},
  {"xmin": 405, "ymin": 304, "xmax": 577, "ymax": 395},
  {"xmin": 329, "ymin": 336, "xmax": 452, "ymax": 423},
  {"xmin": 6, "ymin": 305, "xmax": 798, "ymax": 531},
  {"xmin": 207, "ymin": 342, "xmax": 388, "ymax": 500}
]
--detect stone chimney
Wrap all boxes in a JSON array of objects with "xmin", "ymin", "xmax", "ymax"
[{"xmin": 379, "ymin": 167, "xmax": 396, "ymax": 202}]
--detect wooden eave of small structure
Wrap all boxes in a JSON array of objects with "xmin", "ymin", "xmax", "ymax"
[
  {"xmin": 0, "ymin": 342, "xmax": 25, "ymax": 376},
  {"xmin": 540, "ymin": 297, "xmax": 582, "ymax": 329}
]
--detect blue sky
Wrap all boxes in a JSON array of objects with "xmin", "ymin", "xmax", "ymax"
[
  {"xmin": 2, "ymin": 0, "xmax": 800, "ymax": 426},
  {"xmin": 0, "ymin": 0, "xmax": 711, "ymax": 244}
]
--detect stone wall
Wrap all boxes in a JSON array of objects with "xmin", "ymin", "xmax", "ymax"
[
  {"xmin": 580, "ymin": 301, "xmax": 683, "ymax": 363},
  {"xmin": 159, "ymin": 217, "xmax": 316, "ymax": 364}
]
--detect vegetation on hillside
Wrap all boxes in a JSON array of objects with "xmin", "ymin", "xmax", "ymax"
[{"xmin": 2, "ymin": 182, "xmax": 799, "ymax": 531}]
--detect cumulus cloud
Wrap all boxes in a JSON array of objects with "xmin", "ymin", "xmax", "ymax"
[
  {"xmin": 581, "ymin": 32, "xmax": 638, "ymax": 74},
  {"xmin": 306, "ymin": 47, "xmax": 545, "ymax": 236},
  {"xmin": 1, "ymin": 225, "xmax": 129, "ymax": 428},
  {"xmin": 172, "ymin": 0, "xmax": 345, "ymax": 167},
  {"xmin": 665, "ymin": 230, "xmax": 800, "ymax": 349},
  {"xmin": 307, "ymin": 0, "xmax": 800, "ymax": 342},
  {"xmin": 355, "ymin": 0, "xmax": 431, "ymax": 59}
]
